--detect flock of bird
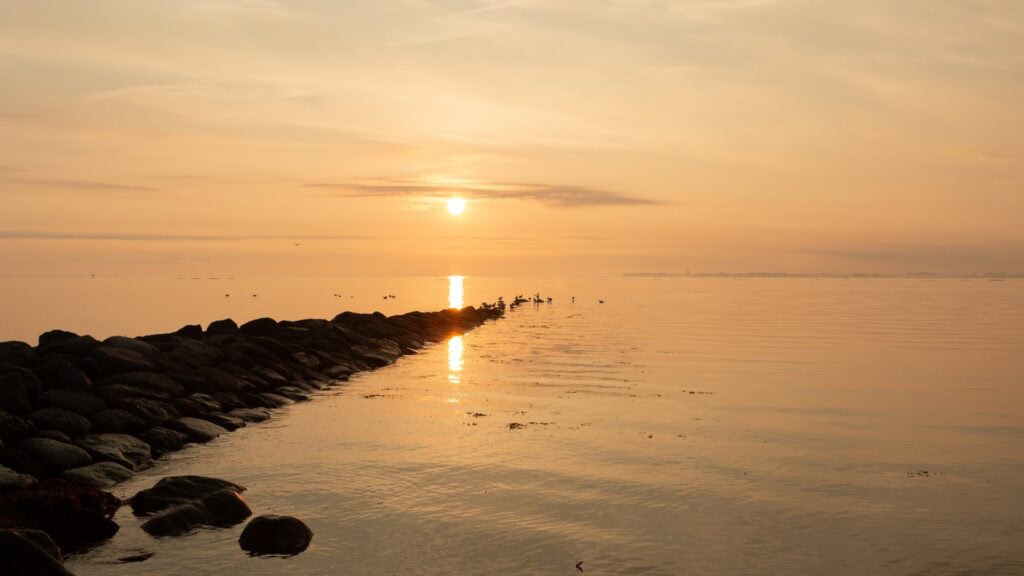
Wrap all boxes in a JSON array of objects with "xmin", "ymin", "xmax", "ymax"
[{"xmin": 220, "ymin": 291, "xmax": 607, "ymax": 306}]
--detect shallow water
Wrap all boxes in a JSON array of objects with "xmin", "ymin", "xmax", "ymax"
[{"xmin": 4, "ymin": 276, "xmax": 1024, "ymax": 575}]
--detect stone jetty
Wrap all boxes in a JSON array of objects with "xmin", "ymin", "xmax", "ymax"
[{"xmin": 0, "ymin": 306, "xmax": 503, "ymax": 569}]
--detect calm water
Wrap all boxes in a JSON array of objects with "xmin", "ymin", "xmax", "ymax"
[{"xmin": 3, "ymin": 276, "xmax": 1024, "ymax": 575}]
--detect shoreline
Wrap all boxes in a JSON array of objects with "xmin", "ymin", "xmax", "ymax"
[{"xmin": 0, "ymin": 305, "xmax": 504, "ymax": 568}]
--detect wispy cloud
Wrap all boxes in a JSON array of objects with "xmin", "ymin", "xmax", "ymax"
[
  {"xmin": 1, "ymin": 178, "xmax": 159, "ymax": 194},
  {"xmin": 305, "ymin": 178, "xmax": 662, "ymax": 208},
  {"xmin": 0, "ymin": 231, "xmax": 375, "ymax": 241}
]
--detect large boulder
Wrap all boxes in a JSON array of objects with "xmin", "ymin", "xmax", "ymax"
[
  {"xmin": 0, "ymin": 372, "xmax": 33, "ymax": 414},
  {"xmin": 238, "ymin": 515, "xmax": 313, "ymax": 555},
  {"xmin": 205, "ymin": 318, "xmax": 238, "ymax": 336},
  {"xmin": 0, "ymin": 480, "xmax": 120, "ymax": 548},
  {"xmin": 0, "ymin": 341, "xmax": 36, "ymax": 368},
  {"xmin": 89, "ymin": 347, "xmax": 155, "ymax": 376},
  {"xmin": 74, "ymin": 434, "xmax": 151, "ymax": 471},
  {"xmin": 0, "ymin": 411, "xmax": 37, "ymax": 441},
  {"xmin": 172, "ymin": 393, "xmax": 221, "ymax": 418},
  {"xmin": 0, "ymin": 530, "xmax": 74, "ymax": 576},
  {"xmin": 193, "ymin": 366, "xmax": 247, "ymax": 394},
  {"xmin": 102, "ymin": 372, "xmax": 184, "ymax": 397},
  {"xmin": 137, "ymin": 426, "xmax": 187, "ymax": 458},
  {"xmin": 239, "ymin": 317, "xmax": 278, "ymax": 337},
  {"xmin": 228, "ymin": 408, "xmax": 272, "ymax": 423},
  {"xmin": 142, "ymin": 488, "xmax": 252, "ymax": 536},
  {"xmin": 90, "ymin": 409, "xmax": 147, "ymax": 434},
  {"xmin": 61, "ymin": 461, "xmax": 134, "ymax": 488},
  {"xmin": 101, "ymin": 336, "xmax": 161, "ymax": 361},
  {"xmin": 38, "ymin": 334, "xmax": 100, "ymax": 357},
  {"xmin": 19, "ymin": 438, "xmax": 92, "ymax": 474},
  {"xmin": 29, "ymin": 408, "xmax": 91, "ymax": 437},
  {"xmin": 166, "ymin": 417, "xmax": 227, "ymax": 443},
  {"xmin": 131, "ymin": 475, "xmax": 245, "ymax": 515},
  {"xmin": 35, "ymin": 355, "xmax": 92, "ymax": 391},
  {"xmin": 36, "ymin": 390, "xmax": 107, "ymax": 417},
  {"xmin": 108, "ymin": 397, "xmax": 178, "ymax": 426}
]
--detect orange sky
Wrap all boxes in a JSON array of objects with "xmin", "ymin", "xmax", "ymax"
[{"xmin": 1, "ymin": 0, "xmax": 1023, "ymax": 276}]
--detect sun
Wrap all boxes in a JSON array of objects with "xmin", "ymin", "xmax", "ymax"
[{"xmin": 447, "ymin": 197, "xmax": 466, "ymax": 215}]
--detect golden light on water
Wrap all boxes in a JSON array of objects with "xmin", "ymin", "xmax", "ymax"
[
  {"xmin": 447, "ymin": 197, "xmax": 466, "ymax": 215},
  {"xmin": 448, "ymin": 335, "xmax": 464, "ymax": 374},
  {"xmin": 448, "ymin": 275, "xmax": 464, "ymax": 309}
]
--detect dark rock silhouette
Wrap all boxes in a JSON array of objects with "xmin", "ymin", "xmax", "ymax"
[
  {"xmin": 131, "ymin": 475, "xmax": 245, "ymax": 516},
  {"xmin": 0, "ymin": 529, "xmax": 74, "ymax": 576},
  {"xmin": 142, "ymin": 488, "xmax": 252, "ymax": 536},
  {"xmin": 239, "ymin": 514, "xmax": 313, "ymax": 555}
]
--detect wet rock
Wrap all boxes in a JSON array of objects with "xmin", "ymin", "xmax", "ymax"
[
  {"xmin": 0, "ymin": 529, "xmax": 74, "ymax": 576},
  {"xmin": 228, "ymin": 407, "xmax": 272, "ymax": 423},
  {"xmin": 193, "ymin": 366, "xmax": 248, "ymax": 394},
  {"xmin": 0, "ymin": 464, "xmax": 37, "ymax": 489},
  {"xmin": 117, "ymin": 551, "xmax": 155, "ymax": 563},
  {"xmin": 30, "ymin": 408, "xmax": 92, "ymax": 437},
  {"xmin": 36, "ymin": 390, "xmax": 107, "ymax": 417},
  {"xmin": 166, "ymin": 417, "xmax": 228, "ymax": 443},
  {"xmin": 136, "ymin": 427, "xmax": 187, "ymax": 458},
  {"xmin": 20, "ymin": 438, "xmax": 92, "ymax": 473},
  {"xmin": 205, "ymin": 412, "xmax": 245, "ymax": 431},
  {"xmin": 165, "ymin": 339, "xmax": 219, "ymax": 369},
  {"xmin": 275, "ymin": 386, "xmax": 312, "ymax": 402},
  {"xmin": 171, "ymin": 393, "xmax": 221, "ymax": 418},
  {"xmin": 0, "ymin": 479, "xmax": 120, "ymax": 551},
  {"xmin": 103, "ymin": 372, "xmax": 184, "ymax": 397},
  {"xmin": 7, "ymin": 529, "xmax": 62, "ymax": 562},
  {"xmin": 0, "ymin": 410, "xmax": 37, "ymax": 441},
  {"xmin": 351, "ymin": 344, "xmax": 398, "ymax": 368},
  {"xmin": 89, "ymin": 347, "xmax": 155, "ymax": 376},
  {"xmin": 239, "ymin": 515, "xmax": 313, "ymax": 555},
  {"xmin": 61, "ymin": 461, "xmax": 134, "ymax": 488},
  {"xmin": 211, "ymin": 392, "xmax": 247, "ymax": 411},
  {"xmin": 110, "ymin": 397, "xmax": 178, "ymax": 426},
  {"xmin": 74, "ymin": 434, "xmax": 152, "ymax": 471},
  {"xmin": 0, "ymin": 341, "xmax": 36, "ymax": 368},
  {"xmin": 94, "ymin": 384, "xmax": 171, "ymax": 404},
  {"xmin": 35, "ymin": 356, "xmax": 92, "ymax": 391},
  {"xmin": 142, "ymin": 488, "xmax": 252, "ymax": 536},
  {"xmin": 131, "ymin": 475, "xmax": 245, "ymax": 515},
  {"xmin": 90, "ymin": 409, "xmax": 146, "ymax": 434},
  {"xmin": 248, "ymin": 392, "xmax": 292, "ymax": 408},
  {"xmin": 38, "ymin": 335, "xmax": 101, "ymax": 358},
  {"xmin": 0, "ymin": 372, "xmax": 33, "ymax": 414},
  {"xmin": 205, "ymin": 318, "xmax": 238, "ymax": 336}
]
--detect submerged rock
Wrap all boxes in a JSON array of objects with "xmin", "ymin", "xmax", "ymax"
[
  {"xmin": 131, "ymin": 475, "xmax": 245, "ymax": 516},
  {"xmin": 238, "ymin": 515, "xmax": 313, "ymax": 555},
  {"xmin": 142, "ymin": 488, "xmax": 252, "ymax": 536}
]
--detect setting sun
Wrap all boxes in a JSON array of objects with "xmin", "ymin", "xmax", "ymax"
[{"xmin": 447, "ymin": 197, "xmax": 466, "ymax": 216}]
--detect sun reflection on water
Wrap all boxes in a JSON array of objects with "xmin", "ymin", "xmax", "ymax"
[
  {"xmin": 448, "ymin": 335, "xmax": 464, "ymax": 376},
  {"xmin": 448, "ymin": 275, "xmax": 464, "ymax": 309}
]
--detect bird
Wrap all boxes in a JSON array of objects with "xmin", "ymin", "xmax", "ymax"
[
  {"xmin": 598, "ymin": 299, "xmax": 604, "ymax": 304},
  {"xmin": 225, "ymin": 294, "xmax": 230, "ymax": 297},
  {"xmin": 252, "ymin": 294, "xmax": 258, "ymax": 298},
  {"xmin": 576, "ymin": 560, "xmax": 584, "ymax": 572}
]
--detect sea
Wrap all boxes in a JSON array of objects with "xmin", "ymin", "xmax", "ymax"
[{"xmin": 1, "ymin": 275, "xmax": 1022, "ymax": 575}]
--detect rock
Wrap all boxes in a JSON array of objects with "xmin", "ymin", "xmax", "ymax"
[
  {"xmin": 109, "ymin": 397, "xmax": 178, "ymax": 426},
  {"xmin": 7, "ymin": 529, "xmax": 62, "ymax": 562},
  {"xmin": 61, "ymin": 461, "xmax": 134, "ymax": 488},
  {"xmin": 142, "ymin": 488, "xmax": 252, "ymax": 536},
  {"xmin": 0, "ymin": 529, "xmax": 74, "ymax": 576},
  {"xmin": 103, "ymin": 372, "xmax": 184, "ymax": 397},
  {"xmin": 351, "ymin": 344, "xmax": 398, "ymax": 368},
  {"xmin": 89, "ymin": 347, "xmax": 155, "ymax": 376},
  {"xmin": 0, "ymin": 447, "xmax": 45, "ymax": 478},
  {"xmin": 193, "ymin": 366, "xmax": 248, "ymax": 393},
  {"xmin": 275, "ymin": 386, "xmax": 312, "ymax": 402},
  {"xmin": 228, "ymin": 408, "xmax": 272, "ymax": 423},
  {"xmin": 37, "ymin": 430, "xmax": 72, "ymax": 443},
  {"xmin": 54, "ymin": 506, "xmax": 120, "ymax": 545},
  {"xmin": 30, "ymin": 408, "xmax": 92, "ymax": 437},
  {"xmin": 239, "ymin": 515, "xmax": 313, "ymax": 555},
  {"xmin": 131, "ymin": 475, "xmax": 245, "ymax": 515},
  {"xmin": 37, "ymin": 390, "xmax": 107, "ymax": 417},
  {"xmin": 175, "ymin": 324, "xmax": 203, "ymax": 339},
  {"xmin": 239, "ymin": 317, "xmax": 278, "ymax": 337},
  {"xmin": 248, "ymin": 392, "xmax": 292, "ymax": 408},
  {"xmin": 0, "ymin": 410, "xmax": 37, "ymax": 441},
  {"xmin": 205, "ymin": 412, "xmax": 245, "ymax": 431},
  {"xmin": 137, "ymin": 426, "xmax": 187, "ymax": 458},
  {"xmin": 38, "ymin": 330, "xmax": 80, "ymax": 349},
  {"xmin": 74, "ymin": 434, "xmax": 152, "ymax": 471},
  {"xmin": 205, "ymin": 318, "xmax": 238, "ymax": 335},
  {"xmin": 0, "ymin": 342, "xmax": 36, "ymax": 368},
  {"xmin": 117, "ymin": 551, "xmax": 155, "ymax": 563},
  {"xmin": 94, "ymin": 384, "xmax": 171, "ymax": 404},
  {"xmin": 19, "ymin": 438, "xmax": 92, "ymax": 473},
  {"xmin": 166, "ymin": 417, "xmax": 227, "ymax": 443},
  {"xmin": 101, "ymin": 336, "xmax": 161, "ymax": 360},
  {"xmin": 0, "ymin": 372, "xmax": 33, "ymax": 414},
  {"xmin": 35, "ymin": 356, "xmax": 92, "ymax": 391},
  {"xmin": 0, "ymin": 464, "xmax": 37, "ymax": 489},
  {"xmin": 171, "ymin": 393, "xmax": 221, "ymax": 418},
  {"xmin": 38, "ymin": 335, "xmax": 101, "ymax": 357},
  {"xmin": 90, "ymin": 409, "xmax": 147, "ymax": 434},
  {"xmin": 165, "ymin": 339, "xmax": 219, "ymax": 368}
]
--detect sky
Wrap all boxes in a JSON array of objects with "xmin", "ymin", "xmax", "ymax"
[{"xmin": 1, "ymin": 0, "xmax": 1023, "ymax": 276}]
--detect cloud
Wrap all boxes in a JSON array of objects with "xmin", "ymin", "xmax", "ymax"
[
  {"xmin": 305, "ymin": 179, "xmax": 662, "ymax": 208},
  {"xmin": 1, "ymin": 178, "xmax": 159, "ymax": 194},
  {"xmin": 0, "ymin": 231, "xmax": 375, "ymax": 242}
]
